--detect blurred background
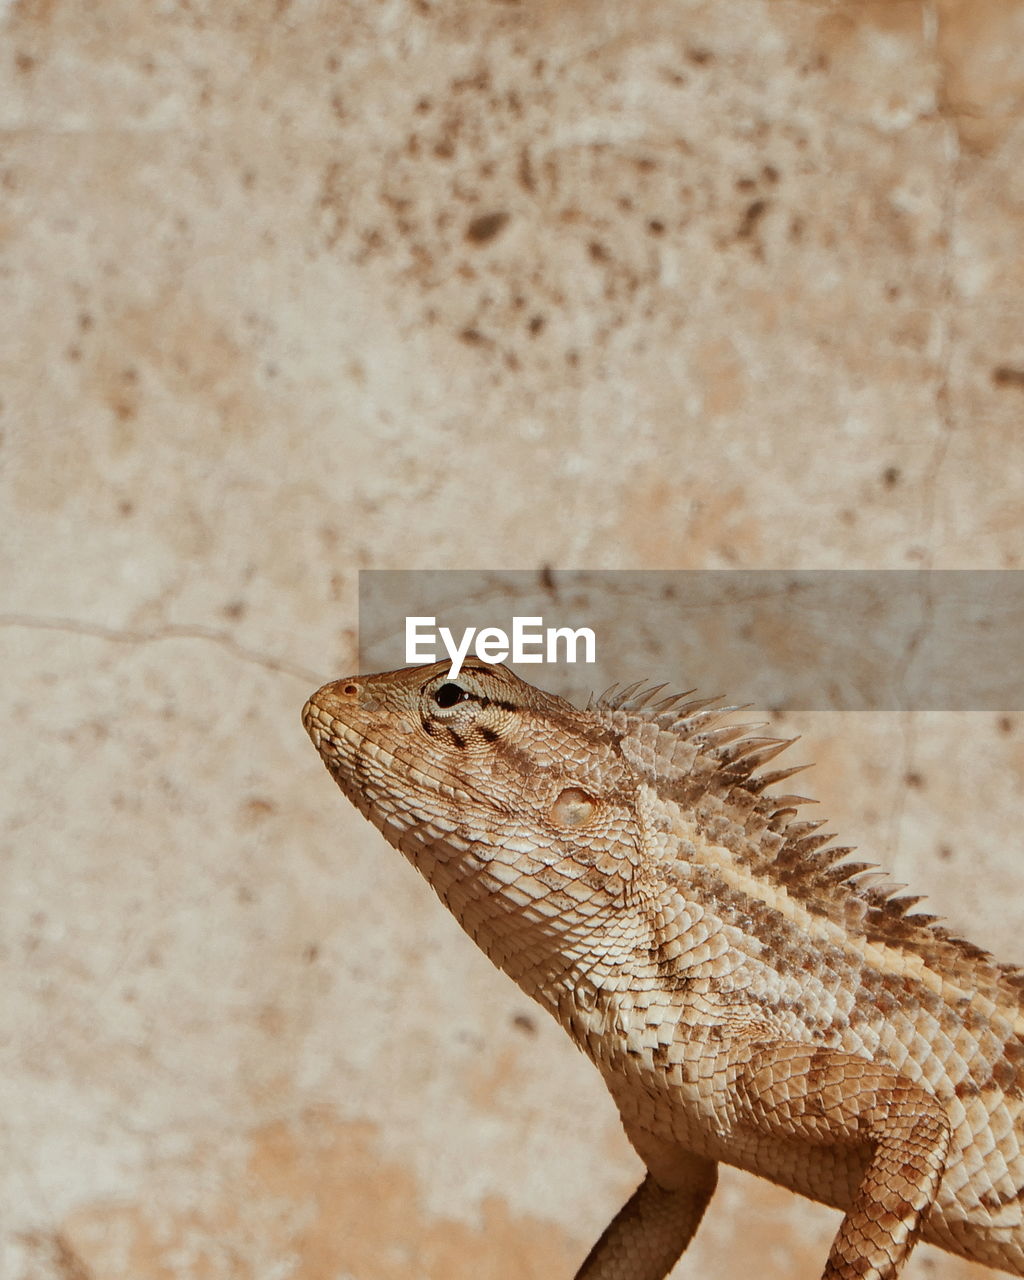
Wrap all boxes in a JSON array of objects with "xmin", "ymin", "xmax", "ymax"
[{"xmin": 2, "ymin": 1, "xmax": 1023, "ymax": 1276}]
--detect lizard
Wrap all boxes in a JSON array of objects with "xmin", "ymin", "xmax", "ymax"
[{"xmin": 302, "ymin": 657, "xmax": 1024, "ymax": 1279}]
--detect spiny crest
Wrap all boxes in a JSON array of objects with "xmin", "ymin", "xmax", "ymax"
[
  {"xmin": 593, "ymin": 678, "xmax": 1019, "ymax": 983},
  {"xmin": 594, "ymin": 678, "xmax": 790, "ymax": 779}
]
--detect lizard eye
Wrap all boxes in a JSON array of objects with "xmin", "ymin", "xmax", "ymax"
[{"xmin": 433, "ymin": 682, "xmax": 470, "ymax": 709}]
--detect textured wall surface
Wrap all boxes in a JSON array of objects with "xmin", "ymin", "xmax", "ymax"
[{"xmin": 2, "ymin": 1, "xmax": 1023, "ymax": 1277}]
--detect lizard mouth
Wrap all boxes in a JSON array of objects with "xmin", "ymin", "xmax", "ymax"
[
  {"xmin": 300, "ymin": 698, "xmax": 331, "ymax": 761},
  {"xmin": 301, "ymin": 692, "xmax": 366, "ymax": 776},
  {"xmin": 301, "ymin": 684, "xmax": 500, "ymax": 813},
  {"xmin": 300, "ymin": 695, "xmax": 331, "ymax": 753}
]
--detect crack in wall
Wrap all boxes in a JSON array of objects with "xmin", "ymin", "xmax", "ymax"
[
  {"xmin": 0, "ymin": 614, "xmax": 323, "ymax": 687},
  {"xmin": 12, "ymin": 1230, "xmax": 94, "ymax": 1280}
]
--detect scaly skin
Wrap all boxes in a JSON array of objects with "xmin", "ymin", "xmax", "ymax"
[{"xmin": 302, "ymin": 658, "xmax": 1024, "ymax": 1278}]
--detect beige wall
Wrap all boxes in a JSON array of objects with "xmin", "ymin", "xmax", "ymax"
[{"xmin": 3, "ymin": 2, "xmax": 1023, "ymax": 1277}]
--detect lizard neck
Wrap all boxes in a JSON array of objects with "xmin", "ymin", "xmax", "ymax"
[{"xmin": 398, "ymin": 826, "xmax": 659, "ymax": 1015}]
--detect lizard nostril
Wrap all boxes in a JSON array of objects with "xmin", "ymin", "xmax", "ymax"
[{"xmin": 341, "ymin": 682, "xmax": 359, "ymax": 697}]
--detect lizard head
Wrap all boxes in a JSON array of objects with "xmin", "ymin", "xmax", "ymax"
[{"xmin": 302, "ymin": 659, "xmax": 642, "ymax": 987}]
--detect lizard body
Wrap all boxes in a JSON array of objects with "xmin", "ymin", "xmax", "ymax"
[{"xmin": 302, "ymin": 658, "xmax": 1024, "ymax": 1278}]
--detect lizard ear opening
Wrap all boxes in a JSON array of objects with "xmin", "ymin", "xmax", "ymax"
[{"xmin": 549, "ymin": 787, "xmax": 599, "ymax": 827}]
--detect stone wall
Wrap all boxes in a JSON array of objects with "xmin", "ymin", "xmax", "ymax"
[{"xmin": 3, "ymin": 2, "xmax": 1022, "ymax": 1276}]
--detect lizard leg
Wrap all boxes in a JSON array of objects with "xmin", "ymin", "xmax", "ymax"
[
  {"xmin": 574, "ymin": 1146, "xmax": 717, "ymax": 1280},
  {"xmin": 735, "ymin": 1043, "xmax": 953, "ymax": 1280}
]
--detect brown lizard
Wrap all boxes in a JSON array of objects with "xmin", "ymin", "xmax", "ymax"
[{"xmin": 302, "ymin": 658, "xmax": 1024, "ymax": 1279}]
